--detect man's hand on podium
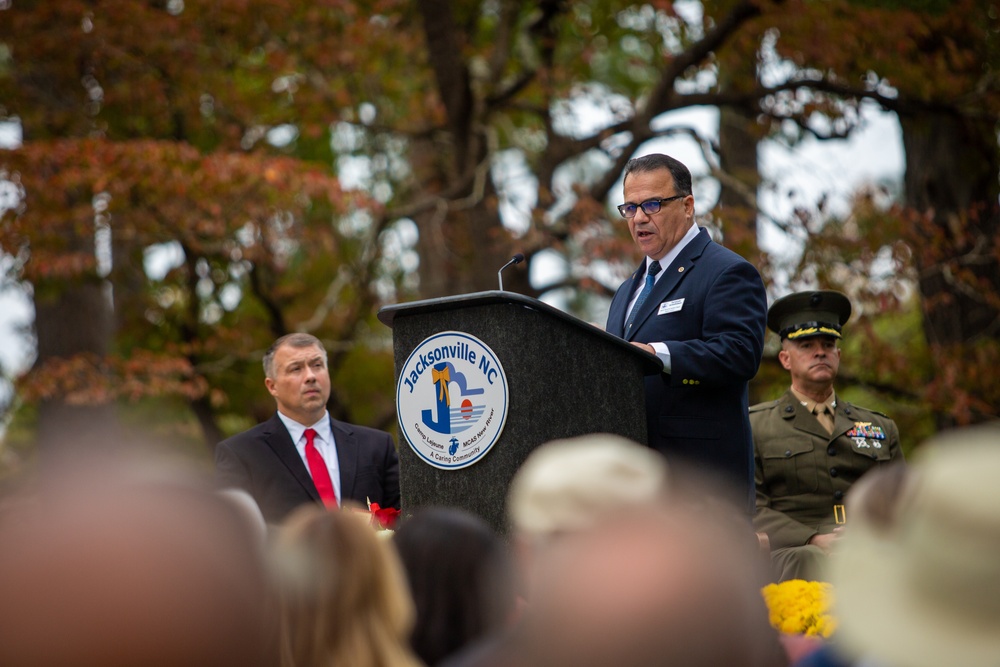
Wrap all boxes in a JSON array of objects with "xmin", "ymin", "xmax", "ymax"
[{"xmin": 630, "ymin": 341, "xmax": 656, "ymax": 355}]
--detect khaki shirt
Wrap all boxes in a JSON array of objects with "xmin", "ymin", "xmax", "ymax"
[{"xmin": 751, "ymin": 389, "xmax": 904, "ymax": 549}]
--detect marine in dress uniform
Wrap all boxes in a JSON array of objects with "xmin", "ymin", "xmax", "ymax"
[{"xmin": 751, "ymin": 290, "xmax": 904, "ymax": 582}]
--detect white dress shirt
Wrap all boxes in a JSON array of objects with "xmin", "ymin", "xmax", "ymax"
[
  {"xmin": 277, "ymin": 410, "xmax": 342, "ymax": 504},
  {"xmin": 625, "ymin": 222, "xmax": 700, "ymax": 374}
]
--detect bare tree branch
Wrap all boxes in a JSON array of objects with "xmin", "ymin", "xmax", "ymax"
[{"xmin": 589, "ymin": 0, "xmax": 775, "ymax": 202}]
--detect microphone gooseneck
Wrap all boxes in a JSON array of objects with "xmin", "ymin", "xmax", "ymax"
[{"xmin": 497, "ymin": 253, "xmax": 525, "ymax": 292}]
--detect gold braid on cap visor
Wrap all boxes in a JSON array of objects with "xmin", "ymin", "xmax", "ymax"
[{"xmin": 782, "ymin": 322, "xmax": 843, "ymax": 340}]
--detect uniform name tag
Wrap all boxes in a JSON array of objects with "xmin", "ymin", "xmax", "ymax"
[{"xmin": 659, "ymin": 298, "xmax": 685, "ymax": 315}]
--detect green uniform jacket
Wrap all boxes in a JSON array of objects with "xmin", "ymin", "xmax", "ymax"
[{"xmin": 751, "ymin": 389, "xmax": 903, "ymax": 549}]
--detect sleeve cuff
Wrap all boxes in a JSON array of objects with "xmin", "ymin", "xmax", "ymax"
[{"xmin": 650, "ymin": 342, "xmax": 671, "ymax": 374}]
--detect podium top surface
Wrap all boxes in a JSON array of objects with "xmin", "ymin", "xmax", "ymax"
[{"xmin": 377, "ymin": 290, "xmax": 662, "ymax": 376}]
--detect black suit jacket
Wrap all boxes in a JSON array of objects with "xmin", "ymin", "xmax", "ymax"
[
  {"xmin": 606, "ymin": 228, "xmax": 767, "ymax": 511},
  {"xmin": 214, "ymin": 413, "xmax": 401, "ymax": 524}
]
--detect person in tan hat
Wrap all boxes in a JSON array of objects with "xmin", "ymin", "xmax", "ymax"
[
  {"xmin": 750, "ymin": 290, "xmax": 905, "ymax": 582},
  {"xmin": 828, "ymin": 423, "xmax": 1000, "ymax": 667},
  {"xmin": 506, "ymin": 504, "xmax": 789, "ymax": 667},
  {"xmin": 505, "ymin": 433, "xmax": 671, "ymax": 600}
]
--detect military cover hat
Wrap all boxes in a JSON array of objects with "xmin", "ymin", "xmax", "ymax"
[{"xmin": 767, "ymin": 290, "xmax": 852, "ymax": 340}]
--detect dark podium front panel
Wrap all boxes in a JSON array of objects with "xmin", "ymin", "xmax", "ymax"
[{"xmin": 378, "ymin": 291, "xmax": 661, "ymax": 534}]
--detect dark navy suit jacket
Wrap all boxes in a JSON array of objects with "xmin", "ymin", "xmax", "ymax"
[
  {"xmin": 214, "ymin": 413, "xmax": 401, "ymax": 524},
  {"xmin": 606, "ymin": 227, "xmax": 767, "ymax": 511}
]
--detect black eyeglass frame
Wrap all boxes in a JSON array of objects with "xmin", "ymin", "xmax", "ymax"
[{"xmin": 616, "ymin": 194, "xmax": 686, "ymax": 219}]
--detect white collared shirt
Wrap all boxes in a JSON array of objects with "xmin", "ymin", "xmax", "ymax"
[
  {"xmin": 277, "ymin": 410, "xmax": 342, "ymax": 504},
  {"xmin": 626, "ymin": 222, "xmax": 700, "ymax": 374}
]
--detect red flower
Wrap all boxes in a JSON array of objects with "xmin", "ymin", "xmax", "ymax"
[{"xmin": 369, "ymin": 503, "xmax": 401, "ymax": 530}]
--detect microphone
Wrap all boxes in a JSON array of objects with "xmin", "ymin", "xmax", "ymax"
[{"xmin": 497, "ymin": 253, "xmax": 525, "ymax": 292}]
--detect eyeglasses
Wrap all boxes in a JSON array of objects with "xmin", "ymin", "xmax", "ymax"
[{"xmin": 616, "ymin": 195, "xmax": 686, "ymax": 219}]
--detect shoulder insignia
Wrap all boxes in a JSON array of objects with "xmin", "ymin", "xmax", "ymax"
[{"xmin": 749, "ymin": 400, "xmax": 779, "ymax": 413}]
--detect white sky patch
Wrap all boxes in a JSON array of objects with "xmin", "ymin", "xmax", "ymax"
[
  {"xmin": 144, "ymin": 241, "xmax": 186, "ymax": 281},
  {"xmin": 758, "ymin": 102, "xmax": 904, "ymax": 263},
  {"xmin": 0, "ymin": 121, "xmax": 22, "ymax": 148},
  {"xmin": 267, "ymin": 124, "xmax": 299, "ymax": 147},
  {"xmin": 493, "ymin": 149, "xmax": 537, "ymax": 236},
  {"xmin": 1, "ymin": 121, "xmax": 30, "ymax": 380}
]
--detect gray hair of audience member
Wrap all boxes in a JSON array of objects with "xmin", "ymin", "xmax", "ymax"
[
  {"xmin": 0, "ymin": 461, "xmax": 276, "ymax": 667},
  {"xmin": 829, "ymin": 423, "xmax": 1000, "ymax": 667},
  {"xmin": 218, "ymin": 487, "xmax": 269, "ymax": 545},
  {"xmin": 263, "ymin": 332, "xmax": 327, "ymax": 379},
  {"xmin": 507, "ymin": 433, "xmax": 669, "ymax": 539},
  {"xmin": 504, "ymin": 504, "xmax": 788, "ymax": 667}
]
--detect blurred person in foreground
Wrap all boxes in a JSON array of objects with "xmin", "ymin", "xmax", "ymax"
[
  {"xmin": 271, "ymin": 503, "xmax": 423, "ymax": 667},
  {"xmin": 487, "ymin": 504, "xmax": 787, "ymax": 667},
  {"xmin": 437, "ymin": 433, "xmax": 672, "ymax": 667},
  {"xmin": 394, "ymin": 507, "xmax": 517, "ymax": 666},
  {"xmin": 814, "ymin": 423, "xmax": 1000, "ymax": 667},
  {"xmin": 605, "ymin": 153, "xmax": 768, "ymax": 513},
  {"xmin": 505, "ymin": 432, "xmax": 672, "ymax": 600},
  {"xmin": 0, "ymin": 454, "xmax": 276, "ymax": 667},
  {"xmin": 790, "ymin": 463, "xmax": 911, "ymax": 667},
  {"xmin": 441, "ymin": 433, "xmax": 778, "ymax": 667},
  {"xmin": 216, "ymin": 332, "xmax": 400, "ymax": 525},
  {"xmin": 751, "ymin": 290, "xmax": 904, "ymax": 582}
]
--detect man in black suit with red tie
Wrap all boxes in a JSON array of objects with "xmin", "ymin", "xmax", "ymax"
[{"xmin": 215, "ymin": 333, "xmax": 400, "ymax": 524}]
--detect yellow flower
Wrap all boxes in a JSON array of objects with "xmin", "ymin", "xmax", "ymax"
[{"xmin": 761, "ymin": 580, "xmax": 837, "ymax": 639}]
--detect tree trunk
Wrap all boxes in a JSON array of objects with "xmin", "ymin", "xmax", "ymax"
[
  {"xmin": 717, "ymin": 54, "xmax": 765, "ymax": 404},
  {"xmin": 900, "ymin": 110, "xmax": 1000, "ymax": 424},
  {"xmin": 33, "ymin": 233, "xmax": 119, "ymax": 459},
  {"xmin": 411, "ymin": 0, "xmax": 522, "ymax": 299},
  {"xmin": 717, "ymin": 102, "xmax": 763, "ymax": 263}
]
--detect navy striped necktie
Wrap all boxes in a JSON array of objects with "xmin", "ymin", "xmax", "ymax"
[{"xmin": 625, "ymin": 260, "xmax": 661, "ymax": 332}]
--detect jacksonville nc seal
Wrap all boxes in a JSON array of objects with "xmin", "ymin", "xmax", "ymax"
[{"xmin": 396, "ymin": 331, "xmax": 509, "ymax": 470}]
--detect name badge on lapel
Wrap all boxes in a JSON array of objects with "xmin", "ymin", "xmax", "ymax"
[{"xmin": 658, "ymin": 298, "xmax": 685, "ymax": 315}]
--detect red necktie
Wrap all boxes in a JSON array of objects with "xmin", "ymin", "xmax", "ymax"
[{"xmin": 304, "ymin": 428, "xmax": 337, "ymax": 508}]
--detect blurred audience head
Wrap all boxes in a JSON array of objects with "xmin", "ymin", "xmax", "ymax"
[
  {"xmin": 217, "ymin": 486, "xmax": 269, "ymax": 546},
  {"xmin": 394, "ymin": 506, "xmax": 517, "ymax": 665},
  {"xmin": 0, "ymin": 455, "xmax": 276, "ymax": 667},
  {"xmin": 507, "ymin": 432, "xmax": 669, "ymax": 541},
  {"xmin": 271, "ymin": 503, "xmax": 421, "ymax": 667},
  {"xmin": 830, "ymin": 423, "xmax": 1000, "ymax": 667},
  {"xmin": 504, "ymin": 503, "xmax": 787, "ymax": 667}
]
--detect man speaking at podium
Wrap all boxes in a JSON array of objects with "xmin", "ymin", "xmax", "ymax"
[{"xmin": 606, "ymin": 154, "xmax": 767, "ymax": 512}]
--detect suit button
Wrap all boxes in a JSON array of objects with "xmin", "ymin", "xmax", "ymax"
[
  {"xmin": 834, "ymin": 490, "xmax": 844, "ymax": 500},
  {"xmin": 829, "ymin": 467, "xmax": 839, "ymax": 477},
  {"xmin": 827, "ymin": 446, "xmax": 836, "ymax": 456},
  {"xmin": 785, "ymin": 450, "xmax": 792, "ymax": 457},
  {"xmin": 784, "ymin": 406, "xmax": 794, "ymax": 413}
]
